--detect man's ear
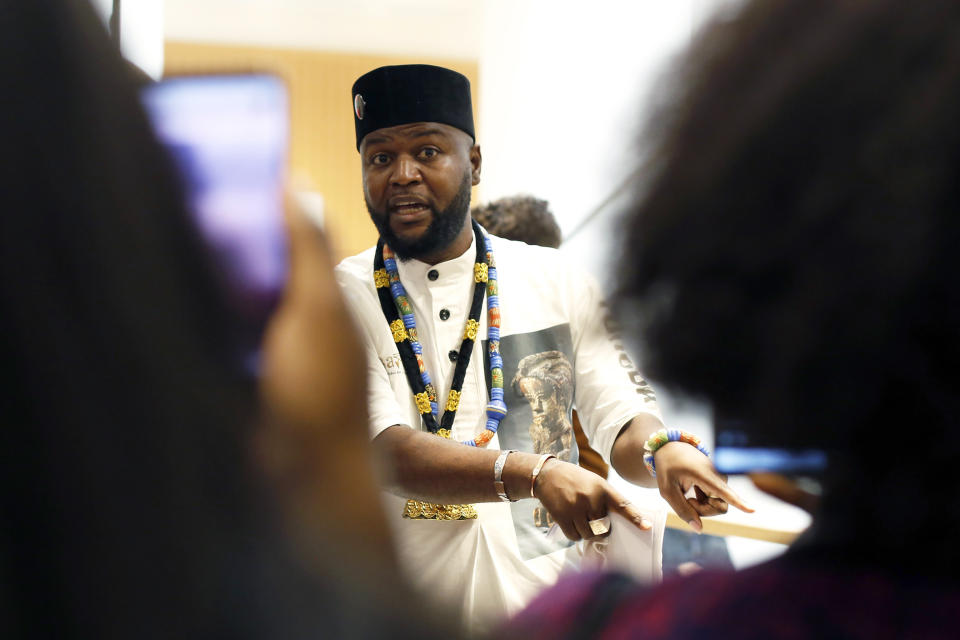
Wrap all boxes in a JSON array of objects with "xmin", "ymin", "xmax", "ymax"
[{"xmin": 470, "ymin": 144, "xmax": 482, "ymax": 186}]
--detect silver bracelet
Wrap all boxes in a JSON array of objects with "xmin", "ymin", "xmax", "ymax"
[
  {"xmin": 493, "ymin": 449, "xmax": 517, "ymax": 502},
  {"xmin": 530, "ymin": 453, "xmax": 556, "ymax": 498}
]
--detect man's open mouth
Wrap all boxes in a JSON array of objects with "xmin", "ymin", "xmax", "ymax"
[{"xmin": 391, "ymin": 203, "xmax": 430, "ymax": 216}]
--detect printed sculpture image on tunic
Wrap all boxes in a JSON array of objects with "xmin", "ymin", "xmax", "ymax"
[{"xmin": 512, "ymin": 350, "xmax": 575, "ymax": 529}]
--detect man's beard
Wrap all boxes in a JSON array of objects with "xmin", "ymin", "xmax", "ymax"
[{"xmin": 366, "ymin": 172, "xmax": 472, "ymax": 261}]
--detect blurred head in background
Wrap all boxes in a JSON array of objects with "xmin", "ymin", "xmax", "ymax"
[
  {"xmin": 616, "ymin": 0, "xmax": 960, "ymax": 574},
  {"xmin": 471, "ymin": 195, "xmax": 562, "ymax": 249}
]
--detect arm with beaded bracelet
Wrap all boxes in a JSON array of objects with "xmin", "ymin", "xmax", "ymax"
[{"xmin": 611, "ymin": 415, "xmax": 753, "ymax": 531}]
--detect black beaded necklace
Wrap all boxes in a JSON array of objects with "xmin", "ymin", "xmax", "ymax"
[{"xmin": 373, "ymin": 220, "xmax": 487, "ymax": 436}]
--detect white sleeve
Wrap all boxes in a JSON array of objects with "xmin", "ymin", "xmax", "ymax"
[
  {"xmin": 360, "ymin": 320, "xmax": 414, "ymax": 439},
  {"xmin": 336, "ymin": 267, "xmax": 414, "ymax": 439},
  {"xmin": 567, "ymin": 268, "xmax": 661, "ymax": 462}
]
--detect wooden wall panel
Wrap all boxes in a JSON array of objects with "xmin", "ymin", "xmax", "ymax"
[{"xmin": 164, "ymin": 42, "xmax": 479, "ymax": 260}]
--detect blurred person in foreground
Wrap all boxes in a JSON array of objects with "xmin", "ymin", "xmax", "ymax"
[
  {"xmin": 0, "ymin": 1, "xmax": 442, "ymax": 637},
  {"xmin": 506, "ymin": 0, "xmax": 960, "ymax": 637},
  {"xmin": 473, "ymin": 195, "xmax": 734, "ymax": 577}
]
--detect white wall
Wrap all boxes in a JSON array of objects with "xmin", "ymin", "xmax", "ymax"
[
  {"xmin": 89, "ymin": 0, "xmax": 165, "ymax": 79},
  {"xmin": 164, "ymin": 0, "xmax": 483, "ymax": 59},
  {"xmin": 477, "ymin": 0, "xmax": 735, "ymax": 286}
]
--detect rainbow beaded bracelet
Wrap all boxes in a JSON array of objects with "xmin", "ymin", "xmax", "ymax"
[{"xmin": 642, "ymin": 428, "xmax": 710, "ymax": 477}]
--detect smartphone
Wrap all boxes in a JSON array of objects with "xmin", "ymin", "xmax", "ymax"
[
  {"xmin": 712, "ymin": 416, "xmax": 828, "ymax": 476},
  {"xmin": 141, "ymin": 73, "xmax": 289, "ymax": 376}
]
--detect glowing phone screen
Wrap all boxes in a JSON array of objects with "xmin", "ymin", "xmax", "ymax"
[{"xmin": 142, "ymin": 73, "xmax": 289, "ymax": 375}]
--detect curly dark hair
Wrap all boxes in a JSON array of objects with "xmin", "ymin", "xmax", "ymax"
[
  {"xmin": 472, "ymin": 195, "xmax": 562, "ymax": 249},
  {"xmin": 615, "ymin": 0, "xmax": 960, "ymax": 569}
]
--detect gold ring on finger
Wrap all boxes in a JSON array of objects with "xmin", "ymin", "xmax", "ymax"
[{"xmin": 587, "ymin": 516, "xmax": 611, "ymax": 536}]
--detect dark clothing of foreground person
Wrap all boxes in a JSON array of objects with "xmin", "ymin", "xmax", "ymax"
[{"xmin": 511, "ymin": 558, "xmax": 957, "ymax": 639}]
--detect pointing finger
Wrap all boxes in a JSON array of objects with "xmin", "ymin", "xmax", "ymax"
[
  {"xmin": 690, "ymin": 472, "xmax": 754, "ymax": 514},
  {"xmin": 606, "ymin": 486, "xmax": 652, "ymax": 530},
  {"xmin": 688, "ymin": 496, "xmax": 728, "ymax": 517},
  {"xmin": 693, "ymin": 486, "xmax": 729, "ymax": 516},
  {"xmin": 661, "ymin": 479, "xmax": 703, "ymax": 533}
]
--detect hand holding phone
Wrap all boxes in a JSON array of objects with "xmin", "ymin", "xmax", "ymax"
[{"xmin": 141, "ymin": 73, "xmax": 289, "ymax": 374}]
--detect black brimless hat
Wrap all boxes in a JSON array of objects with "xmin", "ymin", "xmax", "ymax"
[{"xmin": 351, "ymin": 64, "xmax": 475, "ymax": 150}]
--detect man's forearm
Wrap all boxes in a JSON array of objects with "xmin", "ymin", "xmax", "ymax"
[
  {"xmin": 372, "ymin": 425, "xmax": 543, "ymax": 503},
  {"xmin": 610, "ymin": 413, "xmax": 662, "ymax": 488}
]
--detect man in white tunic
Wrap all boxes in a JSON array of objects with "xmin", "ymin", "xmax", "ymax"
[{"xmin": 335, "ymin": 64, "xmax": 749, "ymax": 632}]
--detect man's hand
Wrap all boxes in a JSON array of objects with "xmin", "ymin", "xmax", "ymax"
[
  {"xmin": 653, "ymin": 441, "xmax": 753, "ymax": 531},
  {"xmin": 533, "ymin": 458, "xmax": 653, "ymax": 541},
  {"xmin": 611, "ymin": 416, "xmax": 754, "ymax": 531}
]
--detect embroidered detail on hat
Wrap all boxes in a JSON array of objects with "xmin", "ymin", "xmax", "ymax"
[{"xmin": 354, "ymin": 94, "xmax": 366, "ymax": 120}]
